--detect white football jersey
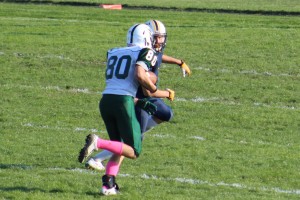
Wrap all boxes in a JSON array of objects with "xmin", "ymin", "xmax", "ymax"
[{"xmin": 102, "ymin": 46, "xmax": 157, "ymax": 97}]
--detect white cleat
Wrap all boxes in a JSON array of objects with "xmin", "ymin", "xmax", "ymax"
[
  {"xmin": 101, "ymin": 175, "xmax": 120, "ymax": 195},
  {"xmin": 85, "ymin": 158, "xmax": 105, "ymax": 171},
  {"xmin": 78, "ymin": 134, "xmax": 99, "ymax": 163},
  {"xmin": 101, "ymin": 185, "xmax": 119, "ymax": 196}
]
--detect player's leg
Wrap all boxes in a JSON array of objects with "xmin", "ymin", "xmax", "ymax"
[
  {"xmin": 96, "ymin": 95, "xmax": 142, "ymax": 158},
  {"xmin": 85, "ymin": 150, "xmax": 113, "ymax": 171},
  {"xmin": 84, "ymin": 95, "xmax": 115, "ymax": 170},
  {"xmin": 85, "ymin": 104, "xmax": 114, "ymax": 170},
  {"xmin": 78, "ymin": 131, "xmax": 136, "ymax": 164},
  {"xmin": 86, "ymin": 96, "xmax": 144, "ymax": 171},
  {"xmin": 135, "ymin": 104, "xmax": 150, "ymax": 134},
  {"xmin": 98, "ymin": 95, "xmax": 139, "ymax": 158},
  {"xmin": 101, "ymin": 154, "xmax": 123, "ymax": 195},
  {"xmin": 101, "ymin": 95, "xmax": 142, "ymax": 195},
  {"xmin": 85, "ymin": 98, "xmax": 173, "ymax": 170},
  {"xmin": 78, "ymin": 95, "xmax": 138, "ymax": 163},
  {"xmin": 145, "ymin": 98, "xmax": 173, "ymax": 132},
  {"xmin": 115, "ymin": 95, "xmax": 142, "ymax": 157}
]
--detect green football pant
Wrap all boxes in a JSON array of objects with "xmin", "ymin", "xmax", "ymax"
[{"xmin": 99, "ymin": 94, "xmax": 142, "ymax": 157}]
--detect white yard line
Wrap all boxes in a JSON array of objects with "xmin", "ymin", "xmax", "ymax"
[
  {"xmin": 193, "ymin": 66, "xmax": 299, "ymax": 77},
  {"xmin": 22, "ymin": 122, "xmax": 296, "ymax": 148},
  {"xmin": 22, "ymin": 122, "xmax": 100, "ymax": 133},
  {"xmin": 21, "ymin": 167, "xmax": 298, "ymax": 196},
  {"xmin": 2, "ymin": 49, "xmax": 299, "ymax": 78},
  {"xmin": 2, "ymin": 83, "xmax": 299, "ymax": 110},
  {"xmin": 12, "ymin": 123, "xmax": 299, "ymax": 195},
  {"xmin": 2, "ymin": 84, "xmax": 101, "ymax": 94},
  {"xmin": 3, "ymin": 164, "xmax": 299, "ymax": 195}
]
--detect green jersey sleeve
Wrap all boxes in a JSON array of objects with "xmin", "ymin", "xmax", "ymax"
[{"xmin": 136, "ymin": 48, "xmax": 157, "ymax": 71}]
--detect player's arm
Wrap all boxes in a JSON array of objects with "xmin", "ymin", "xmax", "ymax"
[
  {"xmin": 135, "ymin": 65, "xmax": 157, "ymax": 93},
  {"xmin": 135, "ymin": 65, "xmax": 174, "ymax": 101},
  {"xmin": 162, "ymin": 54, "xmax": 182, "ymax": 65},
  {"xmin": 142, "ymin": 87, "xmax": 174, "ymax": 101},
  {"xmin": 162, "ymin": 54, "xmax": 191, "ymax": 77},
  {"xmin": 135, "ymin": 48, "xmax": 158, "ymax": 93},
  {"xmin": 135, "ymin": 48, "xmax": 174, "ymax": 101}
]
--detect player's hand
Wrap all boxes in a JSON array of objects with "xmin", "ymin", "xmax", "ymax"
[
  {"xmin": 136, "ymin": 98, "xmax": 157, "ymax": 115},
  {"xmin": 179, "ymin": 60, "xmax": 191, "ymax": 77},
  {"xmin": 166, "ymin": 88, "xmax": 175, "ymax": 101}
]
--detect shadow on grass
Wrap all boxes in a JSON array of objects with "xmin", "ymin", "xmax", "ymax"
[
  {"xmin": 0, "ymin": 164, "xmax": 100, "ymax": 197},
  {"xmin": 0, "ymin": 186, "xmax": 101, "ymax": 198},
  {"xmin": 0, "ymin": 186, "xmax": 64, "ymax": 193},
  {"xmin": 1, "ymin": 0, "xmax": 300, "ymax": 16},
  {"xmin": 0, "ymin": 163, "xmax": 33, "ymax": 170}
]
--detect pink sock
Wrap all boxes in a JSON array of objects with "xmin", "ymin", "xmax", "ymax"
[
  {"xmin": 97, "ymin": 139, "xmax": 123, "ymax": 155},
  {"xmin": 106, "ymin": 161, "xmax": 120, "ymax": 176}
]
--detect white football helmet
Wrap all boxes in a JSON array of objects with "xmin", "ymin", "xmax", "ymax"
[
  {"xmin": 126, "ymin": 24, "xmax": 154, "ymax": 49},
  {"xmin": 145, "ymin": 20, "xmax": 167, "ymax": 52}
]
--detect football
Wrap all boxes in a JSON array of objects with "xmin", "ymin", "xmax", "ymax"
[{"xmin": 147, "ymin": 71, "xmax": 157, "ymax": 84}]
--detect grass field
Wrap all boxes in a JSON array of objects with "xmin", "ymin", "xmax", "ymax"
[
  {"xmin": 2, "ymin": 0, "xmax": 300, "ymax": 12},
  {"xmin": 1, "ymin": 1, "xmax": 300, "ymax": 199}
]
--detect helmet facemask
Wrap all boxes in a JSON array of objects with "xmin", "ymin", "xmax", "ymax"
[
  {"xmin": 153, "ymin": 33, "xmax": 167, "ymax": 52},
  {"xmin": 145, "ymin": 20, "xmax": 167, "ymax": 52}
]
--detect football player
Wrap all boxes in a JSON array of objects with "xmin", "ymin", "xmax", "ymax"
[
  {"xmin": 85, "ymin": 20, "xmax": 191, "ymax": 174},
  {"xmin": 146, "ymin": 19, "xmax": 191, "ymax": 78},
  {"xmin": 78, "ymin": 24, "xmax": 173, "ymax": 196},
  {"xmin": 139, "ymin": 19, "xmax": 191, "ymax": 133}
]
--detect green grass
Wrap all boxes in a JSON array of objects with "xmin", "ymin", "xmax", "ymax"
[
  {"xmin": 1, "ymin": 1, "xmax": 300, "ymax": 200},
  {"xmin": 2, "ymin": 0, "xmax": 300, "ymax": 12}
]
